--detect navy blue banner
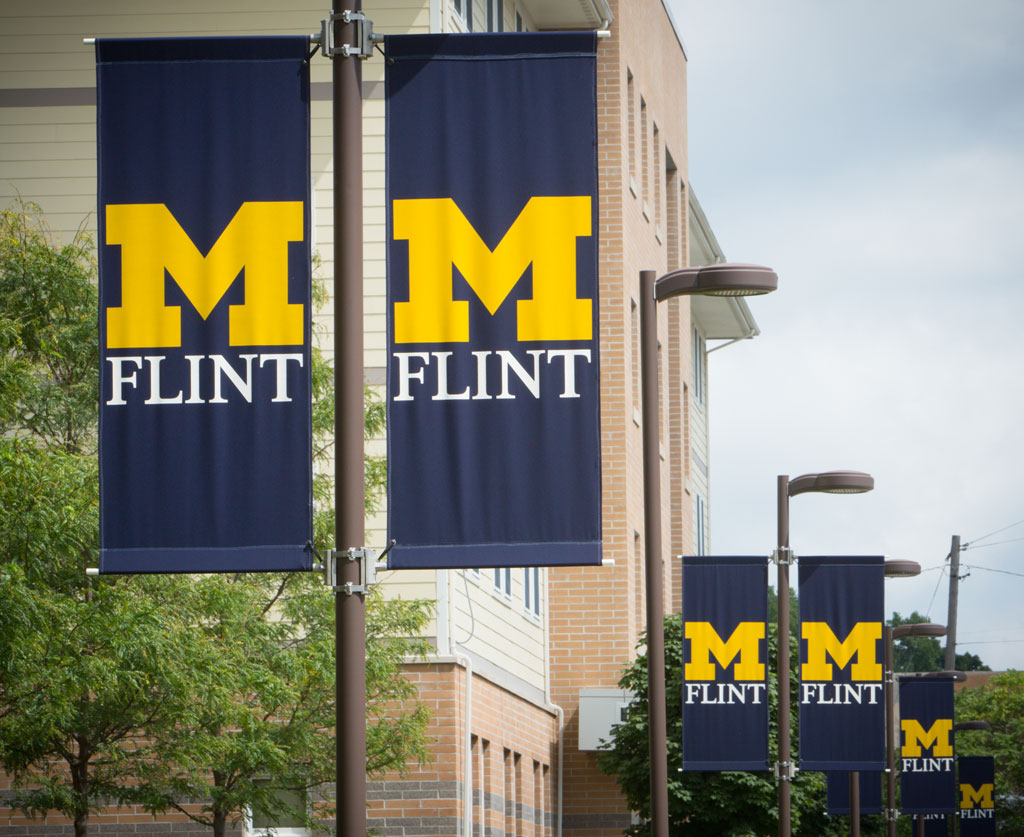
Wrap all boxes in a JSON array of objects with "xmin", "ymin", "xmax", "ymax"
[
  {"xmin": 900, "ymin": 676, "xmax": 956, "ymax": 814},
  {"xmin": 798, "ymin": 556, "xmax": 885, "ymax": 770},
  {"xmin": 958, "ymin": 756, "xmax": 996, "ymax": 836},
  {"xmin": 826, "ymin": 771, "xmax": 883, "ymax": 815},
  {"xmin": 384, "ymin": 33, "xmax": 600, "ymax": 569},
  {"xmin": 681, "ymin": 556, "xmax": 768, "ymax": 770},
  {"xmin": 914, "ymin": 814, "xmax": 950, "ymax": 836},
  {"xmin": 97, "ymin": 37, "xmax": 313, "ymax": 573}
]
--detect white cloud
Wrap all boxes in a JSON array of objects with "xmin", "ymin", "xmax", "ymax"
[{"xmin": 670, "ymin": 0, "xmax": 1024, "ymax": 670}]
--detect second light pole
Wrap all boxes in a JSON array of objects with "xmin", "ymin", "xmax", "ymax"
[
  {"xmin": 776, "ymin": 470, "xmax": 875, "ymax": 837},
  {"xmin": 641, "ymin": 264, "xmax": 777, "ymax": 836}
]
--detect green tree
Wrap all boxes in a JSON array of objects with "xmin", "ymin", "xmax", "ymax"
[
  {"xmin": 955, "ymin": 670, "xmax": 1024, "ymax": 833},
  {"xmin": 889, "ymin": 611, "xmax": 990, "ymax": 673},
  {"xmin": 597, "ymin": 612, "xmax": 843, "ymax": 837},
  {"xmin": 0, "ymin": 200, "xmax": 97, "ymax": 453},
  {"xmin": 0, "ymin": 203, "xmax": 188, "ymax": 837},
  {"xmin": 131, "ymin": 575, "xmax": 431, "ymax": 836},
  {"xmin": 0, "ymin": 202, "xmax": 432, "ymax": 834}
]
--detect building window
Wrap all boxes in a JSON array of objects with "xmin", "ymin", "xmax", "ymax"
[
  {"xmin": 692, "ymin": 327, "xmax": 705, "ymax": 406},
  {"xmin": 653, "ymin": 124, "xmax": 662, "ymax": 230},
  {"xmin": 454, "ymin": 0, "xmax": 473, "ymax": 31},
  {"xmin": 640, "ymin": 97, "xmax": 649, "ymax": 207},
  {"xmin": 523, "ymin": 566, "xmax": 541, "ymax": 618},
  {"xmin": 487, "ymin": 0, "xmax": 504, "ymax": 31},
  {"xmin": 657, "ymin": 339, "xmax": 664, "ymax": 444},
  {"xmin": 245, "ymin": 787, "xmax": 309, "ymax": 837},
  {"xmin": 665, "ymin": 163, "xmax": 680, "ymax": 269},
  {"xmin": 627, "ymin": 69, "xmax": 636, "ymax": 192},
  {"xmin": 679, "ymin": 180, "xmax": 688, "ymax": 266},
  {"xmin": 494, "ymin": 566, "xmax": 512, "ymax": 599},
  {"xmin": 695, "ymin": 493, "xmax": 706, "ymax": 556},
  {"xmin": 634, "ymin": 530, "xmax": 644, "ymax": 634},
  {"xmin": 631, "ymin": 297, "xmax": 640, "ymax": 420},
  {"xmin": 504, "ymin": 749, "xmax": 516, "ymax": 834}
]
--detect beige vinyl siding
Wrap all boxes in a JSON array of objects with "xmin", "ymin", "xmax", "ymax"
[
  {"xmin": 0, "ymin": 0, "xmax": 550, "ymax": 702},
  {"xmin": 450, "ymin": 569, "xmax": 546, "ymax": 692}
]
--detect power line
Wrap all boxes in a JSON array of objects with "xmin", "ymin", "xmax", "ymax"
[
  {"xmin": 964, "ymin": 517, "xmax": 1024, "ymax": 548},
  {"xmin": 958, "ymin": 639, "xmax": 1024, "ymax": 645},
  {"xmin": 926, "ymin": 564, "xmax": 947, "ymax": 617},
  {"xmin": 962, "ymin": 536, "xmax": 1024, "ymax": 551},
  {"xmin": 962, "ymin": 564, "xmax": 1024, "ymax": 579}
]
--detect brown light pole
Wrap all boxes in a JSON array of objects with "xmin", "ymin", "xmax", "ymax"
[
  {"xmin": 641, "ymin": 264, "xmax": 777, "ymax": 837},
  {"xmin": 951, "ymin": 721, "xmax": 991, "ymax": 837},
  {"xmin": 847, "ymin": 561, "xmax": 921, "ymax": 837},
  {"xmin": 777, "ymin": 470, "xmax": 874, "ymax": 837},
  {"xmin": 334, "ymin": 3, "xmax": 366, "ymax": 835},
  {"xmin": 873, "ymin": 562, "xmax": 927, "ymax": 837},
  {"xmin": 886, "ymin": 624, "xmax": 948, "ymax": 837}
]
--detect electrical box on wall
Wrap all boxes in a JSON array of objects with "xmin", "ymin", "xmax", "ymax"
[{"xmin": 577, "ymin": 688, "xmax": 635, "ymax": 750}]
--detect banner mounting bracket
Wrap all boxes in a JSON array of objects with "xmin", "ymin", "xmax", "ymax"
[
  {"xmin": 324, "ymin": 546, "xmax": 391, "ymax": 594},
  {"xmin": 772, "ymin": 547, "xmax": 795, "ymax": 565},
  {"xmin": 773, "ymin": 760, "xmax": 797, "ymax": 781},
  {"xmin": 319, "ymin": 11, "xmax": 378, "ymax": 60}
]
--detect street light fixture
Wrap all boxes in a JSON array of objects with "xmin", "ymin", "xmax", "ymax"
[
  {"xmin": 640, "ymin": 264, "xmax": 777, "ymax": 837},
  {"xmin": 954, "ymin": 720, "xmax": 990, "ymax": 732},
  {"xmin": 776, "ymin": 470, "xmax": 874, "ymax": 837},
  {"xmin": 951, "ymin": 720, "xmax": 991, "ymax": 837},
  {"xmin": 837, "ymin": 562, "xmax": 922, "ymax": 836},
  {"xmin": 886, "ymin": 622, "xmax": 947, "ymax": 837}
]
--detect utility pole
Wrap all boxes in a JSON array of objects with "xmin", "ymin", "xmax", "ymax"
[{"xmin": 943, "ymin": 535, "xmax": 961, "ymax": 672}]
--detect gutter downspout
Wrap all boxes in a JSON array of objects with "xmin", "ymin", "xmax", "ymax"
[
  {"xmin": 453, "ymin": 645, "xmax": 473, "ymax": 837},
  {"xmin": 588, "ymin": 0, "xmax": 613, "ymax": 30},
  {"xmin": 443, "ymin": 568, "xmax": 474, "ymax": 837},
  {"xmin": 543, "ymin": 569, "xmax": 564, "ymax": 837}
]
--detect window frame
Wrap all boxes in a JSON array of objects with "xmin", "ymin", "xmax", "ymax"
[
  {"xmin": 493, "ymin": 566, "xmax": 513, "ymax": 600},
  {"xmin": 523, "ymin": 566, "xmax": 542, "ymax": 620}
]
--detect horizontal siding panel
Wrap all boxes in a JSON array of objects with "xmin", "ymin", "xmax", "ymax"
[
  {"xmin": 2, "ymin": 1, "xmax": 324, "ymax": 17},
  {"xmin": 0, "ymin": 106, "xmax": 95, "ymax": 126},
  {"xmin": 1, "ymin": 140, "xmax": 95, "ymax": 161},
  {"xmin": 0, "ymin": 159, "xmax": 96, "ymax": 179},
  {"xmin": 0, "ymin": 122, "xmax": 95, "ymax": 143},
  {"xmin": 0, "ymin": 175, "xmax": 95, "ymax": 196},
  {"xmin": 0, "ymin": 13, "xmax": 324, "ymax": 37}
]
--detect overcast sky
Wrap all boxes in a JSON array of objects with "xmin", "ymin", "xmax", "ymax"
[{"xmin": 668, "ymin": 0, "xmax": 1024, "ymax": 670}]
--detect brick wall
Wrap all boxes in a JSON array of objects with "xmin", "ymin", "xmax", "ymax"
[
  {"xmin": 548, "ymin": 0, "xmax": 692, "ymax": 832},
  {"xmin": 367, "ymin": 662, "xmax": 558, "ymax": 836}
]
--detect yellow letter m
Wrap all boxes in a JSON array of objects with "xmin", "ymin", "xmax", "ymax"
[
  {"xmin": 901, "ymin": 719, "xmax": 954, "ymax": 757},
  {"xmin": 960, "ymin": 782, "xmax": 994, "ymax": 809},
  {"xmin": 105, "ymin": 202, "xmax": 304, "ymax": 348},
  {"xmin": 801, "ymin": 622, "xmax": 882, "ymax": 681},
  {"xmin": 392, "ymin": 196, "xmax": 592, "ymax": 343},
  {"xmin": 684, "ymin": 622, "xmax": 766, "ymax": 681}
]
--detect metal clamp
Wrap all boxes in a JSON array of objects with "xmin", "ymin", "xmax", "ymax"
[
  {"xmin": 886, "ymin": 808, "xmax": 900, "ymax": 822},
  {"xmin": 773, "ymin": 761, "xmax": 797, "ymax": 781},
  {"xmin": 324, "ymin": 546, "xmax": 376, "ymax": 594},
  {"xmin": 320, "ymin": 11, "xmax": 376, "ymax": 59},
  {"xmin": 772, "ymin": 547, "xmax": 795, "ymax": 566}
]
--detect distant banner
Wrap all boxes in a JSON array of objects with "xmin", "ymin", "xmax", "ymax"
[
  {"xmin": 826, "ymin": 771, "xmax": 883, "ymax": 815},
  {"xmin": 681, "ymin": 556, "xmax": 768, "ymax": 770},
  {"xmin": 958, "ymin": 756, "xmax": 995, "ymax": 836},
  {"xmin": 798, "ymin": 556, "xmax": 885, "ymax": 770},
  {"xmin": 97, "ymin": 38, "xmax": 313, "ymax": 573},
  {"xmin": 384, "ymin": 33, "xmax": 600, "ymax": 568},
  {"xmin": 900, "ymin": 676, "xmax": 956, "ymax": 814},
  {"xmin": 913, "ymin": 814, "xmax": 950, "ymax": 836}
]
